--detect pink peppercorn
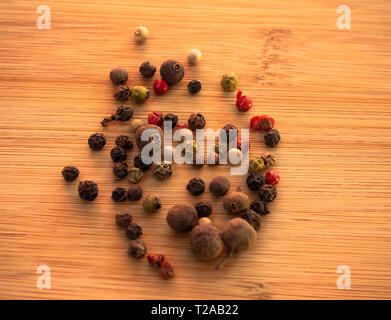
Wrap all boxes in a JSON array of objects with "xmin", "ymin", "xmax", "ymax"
[
  {"xmin": 236, "ymin": 90, "xmax": 252, "ymax": 112},
  {"xmin": 148, "ymin": 111, "xmax": 163, "ymax": 126},
  {"xmin": 265, "ymin": 170, "xmax": 280, "ymax": 185}
]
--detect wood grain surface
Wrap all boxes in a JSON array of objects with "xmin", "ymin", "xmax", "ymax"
[{"xmin": 0, "ymin": 0, "xmax": 391, "ymax": 300}]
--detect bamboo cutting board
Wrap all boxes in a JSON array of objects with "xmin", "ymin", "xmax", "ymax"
[{"xmin": 0, "ymin": 0, "xmax": 391, "ymax": 300}]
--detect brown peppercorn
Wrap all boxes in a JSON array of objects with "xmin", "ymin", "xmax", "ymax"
[
  {"xmin": 115, "ymin": 135, "xmax": 133, "ymax": 151},
  {"xmin": 246, "ymin": 173, "xmax": 264, "ymax": 191},
  {"xmin": 166, "ymin": 204, "xmax": 198, "ymax": 233},
  {"xmin": 113, "ymin": 161, "xmax": 128, "ymax": 179},
  {"xmin": 258, "ymin": 184, "xmax": 277, "ymax": 202},
  {"xmin": 160, "ymin": 60, "xmax": 185, "ymax": 85},
  {"xmin": 134, "ymin": 154, "xmax": 152, "ymax": 172},
  {"xmin": 264, "ymin": 129, "xmax": 281, "ymax": 147},
  {"xmin": 190, "ymin": 223, "xmax": 224, "ymax": 261},
  {"xmin": 209, "ymin": 176, "xmax": 230, "ymax": 197},
  {"xmin": 62, "ymin": 166, "xmax": 79, "ymax": 181},
  {"xmin": 112, "ymin": 187, "xmax": 127, "ymax": 202},
  {"xmin": 186, "ymin": 178, "xmax": 205, "ymax": 196},
  {"xmin": 135, "ymin": 124, "xmax": 163, "ymax": 149},
  {"xmin": 115, "ymin": 212, "xmax": 132, "ymax": 227},
  {"xmin": 195, "ymin": 200, "xmax": 213, "ymax": 218},
  {"xmin": 126, "ymin": 223, "xmax": 142, "ymax": 240},
  {"xmin": 139, "ymin": 61, "xmax": 156, "ymax": 78},
  {"xmin": 220, "ymin": 124, "xmax": 238, "ymax": 142},
  {"xmin": 127, "ymin": 185, "xmax": 143, "ymax": 201},
  {"xmin": 110, "ymin": 146, "xmax": 127, "ymax": 162},
  {"xmin": 88, "ymin": 133, "xmax": 106, "ymax": 151},
  {"xmin": 261, "ymin": 152, "xmax": 277, "ymax": 168},
  {"xmin": 223, "ymin": 192, "xmax": 250, "ymax": 215},
  {"xmin": 158, "ymin": 260, "xmax": 174, "ymax": 280},
  {"xmin": 110, "ymin": 68, "xmax": 128, "ymax": 85},
  {"xmin": 128, "ymin": 240, "xmax": 147, "ymax": 259},
  {"xmin": 143, "ymin": 194, "xmax": 162, "ymax": 212},
  {"xmin": 188, "ymin": 113, "xmax": 206, "ymax": 131},
  {"xmin": 78, "ymin": 181, "xmax": 98, "ymax": 201},
  {"xmin": 163, "ymin": 114, "xmax": 178, "ymax": 129},
  {"xmin": 250, "ymin": 200, "xmax": 270, "ymax": 216},
  {"xmin": 241, "ymin": 209, "xmax": 262, "ymax": 230},
  {"xmin": 113, "ymin": 85, "xmax": 131, "ymax": 101}
]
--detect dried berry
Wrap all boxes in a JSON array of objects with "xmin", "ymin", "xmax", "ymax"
[
  {"xmin": 246, "ymin": 173, "xmax": 264, "ymax": 191},
  {"xmin": 265, "ymin": 170, "xmax": 280, "ymax": 185},
  {"xmin": 250, "ymin": 200, "xmax": 270, "ymax": 216},
  {"xmin": 88, "ymin": 133, "xmax": 106, "ymax": 151},
  {"xmin": 110, "ymin": 68, "xmax": 128, "ymax": 85},
  {"xmin": 199, "ymin": 217, "xmax": 212, "ymax": 225},
  {"xmin": 207, "ymin": 152, "xmax": 219, "ymax": 166},
  {"xmin": 127, "ymin": 185, "xmax": 143, "ymax": 201},
  {"xmin": 190, "ymin": 223, "xmax": 224, "ymax": 261},
  {"xmin": 115, "ymin": 212, "xmax": 132, "ymax": 227},
  {"xmin": 228, "ymin": 148, "xmax": 242, "ymax": 165},
  {"xmin": 188, "ymin": 113, "xmax": 206, "ymax": 130},
  {"xmin": 209, "ymin": 176, "xmax": 230, "ymax": 197},
  {"xmin": 261, "ymin": 152, "xmax": 277, "ymax": 168},
  {"xmin": 131, "ymin": 86, "xmax": 150, "ymax": 104},
  {"xmin": 241, "ymin": 209, "xmax": 262, "ymax": 230},
  {"xmin": 166, "ymin": 204, "xmax": 198, "ymax": 233},
  {"xmin": 101, "ymin": 114, "xmax": 117, "ymax": 127},
  {"xmin": 115, "ymin": 135, "xmax": 133, "ymax": 151},
  {"xmin": 187, "ymin": 49, "xmax": 202, "ymax": 65},
  {"xmin": 153, "ymin": 79, "xmax": 168, "ymax": 95},
  {"xmin": 134, "ymin": 154, "xmax": 152, "ymax": 172},
  {"xmin": 78, "ymin": 181, "xmax": 98, "ymax": 201},
  {"xmin": 126, "ymin": 223, "xmax": 142, "ymax": 240},
  {"xmin": 187, "ymin": 80, "xmax": 201, "ymax": 94},
  {"xmin": 148, "ymin": 111, "xmax": 164, "ymax": 127},
  {"xmin": 113, "ymin": 85, "xmax": 131, "ymax": 101},
  {"xmin": 248, "ymin": 158, "xmax": 265, "ymax": 174},
  {"xmin": 220, "ymin": 123, "xmax": 238, "ymax": 142},
  {"xmin": 158, "ymin": 260, "xmax": 174, "ymax": 280},
  {"xmin": 250, "ymin": 116, "xmax": 263, "ymax": 131},
  {"xmin": 134, "ymin": 26, "xmax": 149, "ymax": 42},
  {"xmin": 62, "ymin": 166, "xmax": 79, "ymax": 182},
  {"xmin": 258, "ymin": 184, "xmax": 277, "ymax": 203},
  {"xmin": 128, "ymin": 240, "xmax": 147, "ymax": 259},
  {"xmin": 236, "ymin": 90, "xmax": 252, "ymax": 112},
  {"xmin": 116, "ymin": 105, "xmax": 133, "ymax": 121},
  {"xmin": 160, "ymin": 60, "xmax": 185, "ymax": 85},
  {"xmin": 260, "ymin": 115, "xmax": 275, "ymax": 131},
  {"xmin": 135, "ymin": 124, "xmax": 163, "ymax": 149},
  {"xmin": 153, "ymin": 161, "xmax": 173, "ymax": 180},
  {"xmin": 139, "ymin": 61, "xmax": 156, "ymax": 78},
  {"xmin": 163, "ymin": 114, "xmax": 178, "ymax": 129},
  {"xmin": 236, "ymin": 137, "xmax": 250, "ymax": 153},
  {"xmin": 143, "ymin": 194, "xmax": 161, "ymax": 213},
  {"xmin": 221, "ymin": 73, "xmax": 238, "ymax": 91},
  {"xmin": 112, "ymin": 187, "xmax": 127, "ymax": 202},
  {"xmin": 264, "ymin": 129, "xmax": 280, "ymax": 147},
  {"xmin": 195, "ymin": 200, "xmax": 213, "ymax": 218},
  {"xmin": 127, "ymin": 167, "xmax": 144, "ymax": 184},
  {"xmin": 147, "ymin": 254, "xmax": 165, "ymax": 268},
  {"xmin": 129, "ymin": 119, "xmax": 144, "ymax": 133},
  {"xmin": 110, "ymin": 146, "xmax": 127, "ymax": 162},
  {"xmin": 186, "ymin": 178, "xmax": 205, "ymax": 196},
  {"xmin": 113, "ymin": 161, "xmax": 128, "ymax": 179},
  {"xmin": 223, "ymin": 192, "xmax": 250, "ymax": 215}
]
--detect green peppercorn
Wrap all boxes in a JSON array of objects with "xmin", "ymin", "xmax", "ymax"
[
  {"xmin": 261, "ymin": 152, "xmax": 277, "ymax": 168},
  {"xmin": 152, "ymin": 161, "xmax": 173, "ymax": 180},
  {"xmin": 127, "ymin": 167, "xmax": 144, "ymax": 184},
  {"xmin": 248, "ymin": 158, "xmax": 265, "ymax": 174},
  {"xmin": 220, "ymin": 73, "xmax": 238, "ymax": 91},
  {"xmin": 131, "ymin": 86, "xmax": 150, "ymax": 104},
  {"xmin": 143, "ymin": 194, "xmax": 162, "ymax": 212}
]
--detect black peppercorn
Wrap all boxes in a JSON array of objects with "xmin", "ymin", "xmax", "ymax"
[
  {"xmin": 78, "ymin": 181, "xmax": 98, "ymax": 201},
  {"xmin": 163, "ymin": 114, "xmax": 178, "ymax": 129},
  {"xmin": 258, "ymin": 184, "xmax": 277, "ymax": 202},
  {"xmin": 241, "ymin": 209, "xmax": 262, "ymax": 230},
  {"xmin": 115, "ymin": 135, "xmax": 133, "ymax": 151},
  {"xmin": 111, "ymin": 146, "xmax": 127, "ymax": 162},
  {"xmin": 186, "ymin": 178, "xmax": 205, "ymax": 196},
  {"xmin": 110, "ymin": 68, "xmax": 128, "ymax": 85},
  {"xmin": 195, "ymin": 200, "xmax": 213, "ymax": 218},
  {"xmin": 113, "ymin": 85, "xmax": 131, "ymax": 101},
  {"xmin": 220, "ymin": 124, "xmax": 238, "ymax": 142},
  {"xmin": 246, "ymin": 173, "xmax": 264, "ymax": 191},
  {"xmin": 126, "ymin": 223, "xmax": 142, "ymax": 240},
  {"xmin": 188, "ymin": 113, "xmax": 206, "ymax": 131},
  {"xmin": 62, "ymin": 166, "xmax": 79, "ymax": 182},
  {"xmin": 116, "ymin": 105, "xmax": 133, "ymax": 121},
  {"xmin": 250, "ymin": 200, "xmax": 270, "ymax": 216},
  {"xmin": 209, "ymin": 176, "xmax": 230, "ymax": 197},
  {"xmin": 187, "ymin": 80, "xmax": 201, "ymax": 94},
  {"xmin": 115, "ymin": 212, "xmax": 132, "ymax": 227},
  {"xmin": 113, "ymin": 161, "xmax": 128, "ymax": 179},
  {"xmin": 112, "ymin": 187, "xmax": 127, "ymax": 202},
  {"xmin": 127, "ymin": 185, "xmax": 143, "ymax": 201},
  {"xmin": 134, "ymin": 154, "xmax": 151, "ymax": 172},
  {"xmin": 264, "ymin": 129, "xmax": 280, "ymax": 147},
  {"xmin": 128, "ymin": 240, "xmax": 147, "ymax": 259},
  {"xmin": 139, "ymin": 61, "xmax": 156, "ymax": 78},
  {"xmin": 160, "ymin": 60, "xmax": 185, "ymax": 85},
  {"xmin": 88, "ymin": 133, "xmax": 106, "ymax": 151}
]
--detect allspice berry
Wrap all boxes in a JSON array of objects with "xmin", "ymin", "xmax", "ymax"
[
  {"xmin": 112, "ymin": 187, "xmax": 127, "ymax": 202},
  {"xmin": 134, "ymin": 26, "xmax": 149, "ymax": 42},
  {"xmin": 160, "ymin": 60, "xmax": 185, "ymax": 85},
  {"xmin": 115, "ymin": 212, "xmax": 132, "ymax": 227},
  {"xmin": 186, "ymin": 178, "xmax": 205, "ymax": 196},
  {"xmin": 190, "ymin": 223, "xmax": 224, "ymax": 261},
  {"xmin": 127, "ymin": 167, "xmax": 144, "ymax": 184},
  {"xmin": 113, "ymin": 85, "xmax": 131, "ymax": 101},
  {"xmin": 62, "ymin": 166, "xmax": 79, "ymax": 182},
  {"xmin": 195, "ymin": 200, "xmax": 213, "ymax": 218},
  {"xmin": 131, "ymin": 86, "xmax": 150, "ymax": 104},
  {"xmin": 223, "ymin": 192, "xmax": 250, "ymax": 215},
  {"xmin": 209, "ymin": 176, "xmax": 230, "ymax": 197},
  {"xmin": 110, "ymin": 146, "xmax": 127, "ymax": 162},
  {"xmin": 127, "ymin": 185, "xmax": 143, "ymax": 201},
  {"xmin": 78, "ymin": 181, "xmax": 98, "ymax": 201},
  {"xmin": 110, "ymin": 68, "xmax": 128, "ymax": 85},
  {"xmin": 166, "ymin": 204, "xmax": 198, "ymax": 233},
  {"xmin": 264, "ymin": 129, "xmax": 281, "ymax": 147},
  {"xmin": 152, "ymin": 161, "xmax": 173, "ymax": 180},
  {"xmin": 188, "ymin": 113, "xmax": 206, "ymax": 130},
  {"xmin": 187, "ymin": 49, "xmax": 202, "ymax": 65},
  {"xmin": 113, "ymin": 162, "xmax": 128, "ymax": 179},
  {"xmin": 139, "ymin": 61, "xmax": 156, "ymax": 78},
  {"xmin": 143, "ymin": 194, "xmax": 161, "ymax": 212},
  {"xmin": 220, "ymin": 73, "xmax": 238, "ymax": 91},
  {"xmin": 241, "ymin": 209, "xmax": 262, "ymax": 230},
  {"xmin": 88, "ymin": 133, "xmax": 106, "ymax": 151},
  {"xmin": 126, "ymin": 223, "xmax": 142, "ymax": 240},
  {"xmin": 128, "ymin": 240, "xmax": 147, "ymax": 259},
  {"xmin": 115, "ymin": 135, "xmax": 133, "ymax": 151},
  {"xmin": 258, "ymin": 184, "xmax": 277, "ymax": 202},
  {"xmin": 246, "ymin": 173, "xmax": 264, "ymax": 191},
  {"xmin": 250, "ymin": 200, "xmax": 270, "ymax": 216}
]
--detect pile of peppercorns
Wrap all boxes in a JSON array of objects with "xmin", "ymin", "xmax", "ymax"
[{"xmin": 61, "ymin": 26, "xmax": 281, "ymax": 278}]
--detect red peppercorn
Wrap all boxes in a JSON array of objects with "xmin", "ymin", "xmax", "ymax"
[
  {"xmin": 148, "ymin": 111, "xmax": 163, "ymax": 126},
  {"xmin": 147, "ymin": 254, "xmax": 165, "ymax": 269},
  {"xmin": 153, "ymin": 79, "xmax": 168, "ymax": 95},
  {"xmin": 265, "ymin": 170, "xmax": 280, "ymax": 185},
  {"xmin": 236, "ymin": 137, "xmax": 250, "ymax": 153},
  {"xmin": 175, "ymin": 123, "xmax": 190, "ymax": 130},
  {"xmin": 236, "ymin": 90, "xmax": 252, "ymax": 112},
  {"xmin": 158, "ymin": 260, "xmax": 174, "ymax": 280},
  {"xmin": 250, "ymin": 116, "xmax": 262, "ymax": 131},
  {"xmin": 259, "ymin": 115, "xmax": 275, "ymax": 131}
]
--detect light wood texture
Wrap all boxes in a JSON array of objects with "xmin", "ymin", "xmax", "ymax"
[{"xmin": 1, "ymin": 0, "xmax": 391, "ymax": 300}]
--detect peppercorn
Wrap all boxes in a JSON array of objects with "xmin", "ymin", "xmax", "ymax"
[
  {"xmin": 148, "ymin": 111, "xmax": 164, "ymax": 127},
  {"xmin": 135, "ymin": 125, "xmax": 163, "ymax": 149},
  {"xmin": 131, "ymin": 86, "xmax": 150, "ymax": 104},
  {"xmin": 223, "ymin": 192, "xmax": 250, "ymax": 215},
  {"xmin": 236, "ymin": 90, "xmax": 252, "ymax": 112},
  {"xmin": 209, "ymin": 176, "xmax": 230, "ymax": 197},
  {"xmin": 147, "ymin": 254, "xmax": 165, "ymax": 268},
  {"xmin": 127, "ymin": 167, "xmax": 144, "ymax": 184},
  {"xmin": 265, "ymin": 170, "xmax": 280, "ymax": 185},
  {"xmin": 158, "ymin": 260, "xmax": 174, "ymax": 280},
  {"xmin": 113, "ymin": 161, "xmax": 128, "ymax": 179},
  {"xmin": 129, "ymin": 119, "xmax": 144, "ymax": 133},
  {"xmin": 188, "ymin": 113, "xmax": 206, "ymax": 130},
  {"xmin": 236, "ymin": 137, "xmax": 250, "ymax": 153},
  {"xmin": 110, "ymin": 68, "xmax": 128, "ymax": 85},
  {"xmin": 258, "ymin": 184, "xmax": 277, "ymax": 202},
  {"xmin": 190, "ymin": 222, "xmax": 224, "ymax": 261},
  {"xmin": 115, "ymin": 212, "xmax": 132, "ymax": 227},
  {"xmin": 78, "ymin": 181, "xmax": 98, "ymax": 201},
  {"xmin": 215, "ymin": 142, "xmax": 228, "ymax": 158},
  {"xmin": 186, "ymin": 178, "xmax": 205, "ymax": 196},
  {"xmin": 261, "ymin": 152, "xmax": 277, "ymax": 168},
  {"xmin": 101, "ymin": 105, "xmax": 133, "ymax": 126},
  {"xmin": 220, "ymin": 73, "xmax": 238, "ymax": 91},
  {"xmin": 133, "ymin": 154, "xmax": 151, "ymax": 172},
  {"xmin": 115, "ymin": 135, "xmax": 133, "ymax": 151},
  {"xmin": 126, "ymin": 223, "xmax": 142, "ymax": 240},
  {"xmin": 187, "ymin": 49, "xmax": 202, "ymax": 65},
  {"xmin": 264, "ymin": 129, "xmax": 280, "ymax": 147},
  {"xmin": 128, "ymin": 240, "xmax": 147, "ymax": 259},
  {"xmin": 195, "ymin": 200, "xmax": 213, "ymax": 218},
  {"xmin": 199, "ymin": 217, "xmax": 212, "ymax": 225},
  {"xmin": 184, "ymin": 140, "xmax": 198, "ymax": 155},
  {"xmin": 228, "ymin": 148, "xmax": 243, "ymax": 165},
  {"xmin": 134, "ymin": 26, "xmax": 149, "ymax": 42},
  {"xmin": 62, "ymin": 166, "xmax": 79, "ymax": 182},
  {"xmin": 246, "ymin": 173, "xmax": 264, "ymax": 191},
  {"xmin": 207, "ymin": 152, "xmax": 219, "ymax": 166},
  {"xmin": 187, "ymin": 80, "xmax": 201, "ymax": 94},
  {"xmin": 166, "ymin": 204, "xmax": 198, "ymax": 233},
  {"xmin": 248, "ymin": 158, "xmax": 265, "ymax": 174},
  {"xmin": 139, "ymin": 61, "xmax": 156, "ymax": 78},
  {"xmin": 241, "ymin": 209, "xmax": 262, "ymax": 231},
  {"xmin": 143, "ymin": 194, "xmax": 161, "ymax": 212},
  {"xmin": 220, "ymin": 123, "xmax": 238, "ymax": 142},
  {"xmin": 259, "ymin": 115, "xmax": 275, "ymax": 131},
  {"xmin": 250, "ymin": 200, "xmax": 270, "ymax": 216},
  {"xmin": 153, "ymin": 79, "xmax": 168, "ymax": 95},
  {"xmin": 112, "ymin": 187, "xmax": 127, "ymax": 202},
  {"xmin": 127, "ymin": 185, "xmax": 143, "ymax": 201},
  {"xmin": 250, "ymin": 115, "xmax": 263, "ymax": 131},
  {"xmin": 101, "ymin": 114, "xmax": 117, "ymax": 127},
  {"xmin": 160, "ymin": 60, "xmax": 185, "ymax": 85},
  {"xmin": 110, "ymin": 146, "xmax": 127, "ymax": 162},
  {"xmin": 153, "ymin": 161, "xmax": 173, "ymax": 180},
  {"xmin": 113, "ymin": 85, "xmax": 131, "ymax": 101},
  {"xmin": 88, "ymin": 133, "xmax": 106, "ymax": 151},
  {"xmin": 163, "ymin": 114, "xmax": 178, "ymax": 129},
  {"xmin": 192, "ymin": 153, "xmax": 205, "ymax": 168}
]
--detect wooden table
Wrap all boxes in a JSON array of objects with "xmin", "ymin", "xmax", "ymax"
[{"xmin": 0, "ymin": 0, "xmax": 390, "ymax": 300}]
